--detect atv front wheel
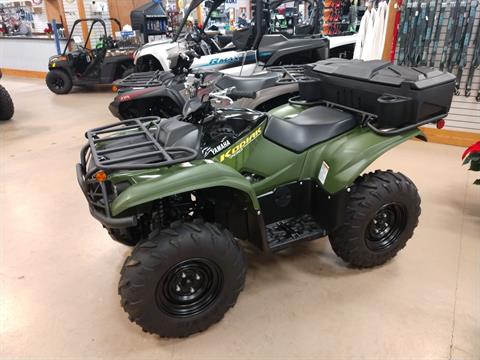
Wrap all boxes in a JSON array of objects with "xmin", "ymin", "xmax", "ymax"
[
  {"xmin": 119, "ymin": 220, "xmax": 247, "ymax": 337},
  {"xmin": 46, "ymin": 70, "xmax": 73, "ymax": 94},
  {"xmin": 0, "ymin": 84, "xmax": 14, "ymax": 120},
  {"xmin": 329, "ymin": 170, "xmax": 421, "ymax": 268}
]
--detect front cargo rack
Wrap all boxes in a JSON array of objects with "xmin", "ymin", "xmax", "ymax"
[
  {"xmin": 81, "ymin": 116, "xmax": 198, "ymax": 175},
  {"xmin": 113, "ymin": 70, "xmax": 176, "ymax": 89}
]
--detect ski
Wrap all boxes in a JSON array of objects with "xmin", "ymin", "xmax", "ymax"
[
  {"xmin": 429, "ymin": 1, "xmax": 447, "ymax": 67},
  {"xmin": 439, "ymin": 0, "xmax": 460, "ymax": 71},
  {"xmin": 447, "ymin": 0, "xmax": 467, "ymax": 73},
  {"xmin": 406, "ymin": 1, "xmax": 420, "ymax": 65},
  {"xmin": 398, "ymin": 0, "xmax": 413, "ymax": 65},
  {"xmin": 420, "ymin": 0, "xmax": 438, "ymax": 65},
  {"xmin": 455, "ymin": 0, "xmax": 477, "ymax": 95},
  {"xmin": 411, "ymin": 1, "xmax": 429, "ymax": 66},
  {"xmin": 465, "ymin": 10, "xmax": 480, "ymax": 97}
]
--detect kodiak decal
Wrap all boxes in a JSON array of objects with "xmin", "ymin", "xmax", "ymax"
[{"xmin": 218, "ymin": 127, "xmax": 262, "ymax": 162}]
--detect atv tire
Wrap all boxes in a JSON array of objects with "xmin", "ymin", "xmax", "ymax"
[
  {"xmin": 0, "ymin": 84, "xmax": 14, "ymax": 120},
  {"xmin": 329, "ymin": 170, "xmax": 421, "ymax": 268},
  {"xmin": 46, "ymin": 70, "xmax": 73, "ymax": 94},
  {"xmin": 119, "ymin": 219, "xmax": 247, "ymax": 338}
]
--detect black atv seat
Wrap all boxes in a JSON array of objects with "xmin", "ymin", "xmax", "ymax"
[
  {"xmin": 264, "ymin": 106, "xmax": 356, "ymax": 153},
  {"xmin": 215, "ymin": 72, "xmax": 281, "ymax": 93}
]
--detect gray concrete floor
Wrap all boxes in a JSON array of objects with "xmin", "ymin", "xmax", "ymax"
[{"xmin": 1, "ymin": 76, "xmax": 479, "ymax": 359}]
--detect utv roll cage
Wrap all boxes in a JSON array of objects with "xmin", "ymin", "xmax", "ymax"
[{"xmin": 62, "ymin": 17, "xmax": 122, "ymax": 55}]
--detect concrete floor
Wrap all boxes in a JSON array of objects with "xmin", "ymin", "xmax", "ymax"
[{"xmin": 1, "ymin": 76, "xmax": 479, "ymax": 360}]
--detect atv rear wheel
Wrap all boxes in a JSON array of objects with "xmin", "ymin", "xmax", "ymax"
[
  {"xmin": 118, "ymin": 220, "xmax": 247, "ymax": 337},
  {"xmin": 46, "ymin": 70, "xmax": 73, "ymax": 94},
  {"xmin": 329, "ymin": 170, "xmax": 421, "ymax": 268},
  {"xmin": 0, "ymin": 84, "xmax": 14, "ymax": 120}
]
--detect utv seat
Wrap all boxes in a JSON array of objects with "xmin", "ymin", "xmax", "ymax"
[
  {"xmin": 264, "ymin": 106, "xmax": 356, "ymax": 153},
  {"xmin": 215, "ymin": 72, "xmax": 281, "ymax": 93}
]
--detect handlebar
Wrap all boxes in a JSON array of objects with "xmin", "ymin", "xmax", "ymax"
[{"xmin": 227, "ymin": 89, "xmax": 257, "ymax": 100}]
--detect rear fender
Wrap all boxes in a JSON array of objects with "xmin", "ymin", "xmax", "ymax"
[
  {"xmin": 110, "ymin": 161, "xmax": 259, "ymax": 216},
  {"xmin": 302, "ymin": 127, "xmax": 424, "ymax": 193}
]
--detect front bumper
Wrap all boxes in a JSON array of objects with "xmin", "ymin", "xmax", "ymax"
[
  {"xmin": 108, "ymin": 100, "xmax": 122, "ymax": 120},
  {"xmin": 76, "ymin": 162, "xmax": 136, "ymax": 229}
]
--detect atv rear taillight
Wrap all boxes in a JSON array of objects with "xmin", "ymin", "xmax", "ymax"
[
  {"xmin": 112, "ymin": 85, "xmax": 118, "ymax": 92},
  {"xmin": 436, "ymin": 119, "xmax": 445, "ymax": 129}
]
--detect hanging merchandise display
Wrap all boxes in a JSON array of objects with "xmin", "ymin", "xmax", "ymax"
[
  {"xmin": 353, "ymin": 0, "xmax": 392, "ymax": 60},
  {"xmin": 396, "ymin": 0, "xmax": 480, "ymax": 102},
  {"xmin": 369, "ymin": 0, "xmax": 388, "ymax": 59},
  {"xmin": 322, "ymin": 0, "xmax": 355, "ymax": 35}
]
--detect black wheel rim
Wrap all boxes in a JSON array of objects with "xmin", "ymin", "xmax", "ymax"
[
  {"xmin": 156, "ymin": 258, "xmax": 223, "ymax": 317},
  {"xmin": 52, "ymin": 77, "xmax": 64, "ymax": 90},
  {"xmin": 365, "ymin": 203, "xmax": 407, "ymax": 251}
]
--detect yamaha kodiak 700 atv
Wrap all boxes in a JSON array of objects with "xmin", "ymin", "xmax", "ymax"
[{"xmin": 77, "ymin": 59, "xmax": 455, "ymax": 338}]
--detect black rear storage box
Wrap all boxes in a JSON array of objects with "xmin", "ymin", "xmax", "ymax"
[{"xmin": 300, "ymin": 59, "xmax": 455, "ymax": 129}]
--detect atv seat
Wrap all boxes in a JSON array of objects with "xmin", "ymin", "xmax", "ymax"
[
  {"xmin": 264, "ymin": 106, "xmax": 356, "ymax": 152},
  {"xmin": 216, "ymin": 72, "xmax": 281, "ymax": 93}
]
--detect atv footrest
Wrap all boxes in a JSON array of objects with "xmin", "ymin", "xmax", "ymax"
[{"xmin": 266, "ymin": 214, "xmax": 326, "ymax": 251}]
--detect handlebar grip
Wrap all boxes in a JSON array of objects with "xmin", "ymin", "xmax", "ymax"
[{"xmin": 228, "ymin": 89, "xmax": 257, "ymax": 100}]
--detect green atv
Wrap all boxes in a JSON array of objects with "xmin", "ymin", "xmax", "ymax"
[{"xmin": 77, "ymin": 59, "xmax": 455, "ymax": 337}]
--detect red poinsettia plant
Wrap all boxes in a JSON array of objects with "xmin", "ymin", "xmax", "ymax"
[{"xmin": 462, "ymin": 141, "xmax": 480, "ymax": 185}]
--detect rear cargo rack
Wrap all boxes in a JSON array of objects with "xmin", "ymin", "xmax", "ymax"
[
  {"xmin": 113, "ymin": 70, "xmax": 175, "ymax": 89},
  {"xmin": 81, "ymin": 116, "xmax": 198, "ymax": 175},
  {"xmin": 267, "ymin": 65, "xmax": 306, "ymax": 84}
]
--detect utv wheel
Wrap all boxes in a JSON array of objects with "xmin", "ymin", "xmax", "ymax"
[
  {"xmin": 118, "ymin": 220, "xmax": 247, "ymax": 337},
  {"xmin": 46, "ymin": 70, "xmax": 73, "ymax": 94},
  {"xmin": 329, "ymin": 170, "xmax": 421, "ymax": 268},
  {"xmin": 0, "ymin": 85, "xmax": 14, "ymax": 120}
]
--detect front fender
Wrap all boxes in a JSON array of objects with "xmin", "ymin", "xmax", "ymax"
[
  {"xmin": 135, "ymin": 41, "xmax": 172, "ymax": 70},
  {"xmin": 110, "ymin": 161, "xmax": 259, "ymax": 216},
  {"xmin": 302, "ymin": 127, "xmax": 424, "ymax": 193}
]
